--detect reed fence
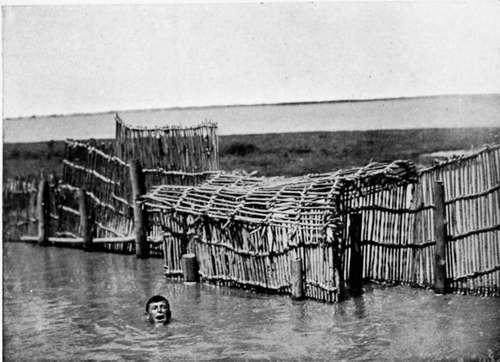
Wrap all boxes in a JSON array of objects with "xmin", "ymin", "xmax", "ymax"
[
  {"xmin": 3, "ymin": 177, "xmax": 41, "ymax": 240},
  {"xmin": 420, "ymin": 145, "xmax": 499, "ymax": 295},
  {"xmin": 5, "ymin": 117, "xmax": 219, "ymax": 256},
  {"xmin": 341, "ymin": 145, "xmax": 500, "ymax": 296},
  {"xmin": 57, "ymin": 138, "xmax": 217, "ymax": 253},
  {"xmin": 114, "ymin": 114, "xmax": 219, "ymax": 172}
]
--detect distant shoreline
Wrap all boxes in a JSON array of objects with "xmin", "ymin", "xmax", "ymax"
[
  {"xmin": 4, "ymin": 126, "xmax": 500, "ymax": 145},
  {"xmin": 4, "ymin": 93, "xmax": 498, "ymax": 122}
]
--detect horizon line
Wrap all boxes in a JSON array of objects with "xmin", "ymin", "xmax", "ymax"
[
  {"xmin": 4, "ymin": 92, "xmax": 499, "ymax": 121},
  {"xmin": 4, "ymin": 126, "xmax": 500, "ymax": 145}
]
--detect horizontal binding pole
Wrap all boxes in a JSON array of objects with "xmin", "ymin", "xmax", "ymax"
[
  {"xmin": 19, "ymin": 236, "xmax": 136, "ymax": 244},
  {"xmin": 451, "ymin": 265, "xmax": 500, "ymax": 283},
  {"xmin": 19, "ymin": 237, "xmax": 84, "ymax": 244},
  {"xmin": 448, "ymin": 223, "xmax": 500, "ymax": 241},
  {"xmin": 20, "ymin": 235, "xmax": 39, "ymax": 242},
  {"xmin": 93, "ymin": 237, "xmax": 136, "ymax": 243},
  {"xmin": 60, "ymin": 205, "xmax": 80, "ymax": 216},
  {"xmin": 49, "ymin": 237, "xmax": 83, "ymax": 243},
  {"xmin": 444, "ymin": 183, "xmax": 500, "ymax": 205},
  {"xmin": 363, "ymin": 240, "xmax": 436, "ymax": 249},
  {"xmin": 63, "ymin": 159, "xmax": 118, "ymax": 185}
]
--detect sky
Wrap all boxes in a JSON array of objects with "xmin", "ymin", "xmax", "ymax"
[{"xmin": 2, "ymin": 2, "xmax": 500, "ymax": 119}]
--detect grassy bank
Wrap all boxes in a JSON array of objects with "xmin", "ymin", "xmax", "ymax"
[{"xmin": 3, "ymin": 127, "xmax": 499, "ymax": 179}]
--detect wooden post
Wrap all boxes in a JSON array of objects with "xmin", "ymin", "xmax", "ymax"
[
  {"xmin": 349, "ymin": 213, "xmax": 363, "ymax": 295},
  {"xmin": 433, "ymin": 180, "xmax": 447, "ymax": 294},
  {"xmin": 37, "ymin": 179, "xmax": 50, "ymax": 245},
  {"xmin": 129, "ymin": 159, "xmax": 149, "ymax": 258},
  {"xmin": 291, "ymin": 257, "xmax": 304, "ymax": 300},
  {"xmin": 77, "ymin": 188, "xmax": 93, "ymax": 251},
  {"xmin": 182, "ymin": 253, "xmax": 198, "ymax": 282},
  {"xmin": 28, "ymin": 189, "xmax": 37, "ymax": 236}
]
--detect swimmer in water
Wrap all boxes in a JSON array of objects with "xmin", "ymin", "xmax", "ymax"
[{"xmin": 145, "ymin": 295, "xmax": 171, "ymax": 325}]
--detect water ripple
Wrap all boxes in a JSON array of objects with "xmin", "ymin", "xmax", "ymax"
[{"xmin": 3, "ymin": 243, "xmax": 500, "ymax": 361}]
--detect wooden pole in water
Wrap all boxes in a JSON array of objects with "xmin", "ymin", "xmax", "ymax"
[
  {"xmin": 28, "ymin": 189, "xmax": 37, "ymax": 236},
  {"xmin": 433, "ymin": 180, "xmax": 447, "ymax": 294},
  {"xmin": 129, "ymin": 159, "xmax": 149, "ymax": 259},
  {"xmin": 77, "ymin": 188, "xmax": 93, "ymax": 251},
  {"xmin": 349, "ymin": 213, "xmax": 363, "ymax": 295},
  {"xmin": 182, "ymin": 253, "xmax": 198, "ymax": 282},
  {"xmin": 37, "ymin": 178, "xmax": 50, "ymax": 246},
  {"xmin": 291, "ymin": 257, "xmax": 304, "ymax": 300}
]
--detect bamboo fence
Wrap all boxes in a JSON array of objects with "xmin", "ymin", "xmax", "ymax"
[
  {"xmin": 419, "ymin": 145, "xmax": 499, "ymax": 295},
  {"xmin": 342, "ymin": 145, "xmax": 500, "ymax": 296},
  {"xmin": 3, "ymin": 177, "xmax": 40, "ymax": 240},
  {"xmin": 58, "ymin": 138, "xmax": 217, "ymax": 253},
  {"xmin": 143, "ymin": 161, "xmax": 418, "ymax": 302},
  {"xmin": 61, "ymin": 140, "xmax": 135, "ymax": 240},
  {"xmin": 3, "ymin": 176, "xmax": 65, "ymax": 240},
  {"xmin": 114, "ymin": 114, "xmax": 219, "ymax": 172},
  {"xmin": 5, "ymin": 116, "xmax": 219, "ymax": 254}
]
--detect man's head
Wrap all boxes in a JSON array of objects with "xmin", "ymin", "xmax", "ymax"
[{"xmin": 145, "ymin": 295, "xmax": 171, "ymax": 325}]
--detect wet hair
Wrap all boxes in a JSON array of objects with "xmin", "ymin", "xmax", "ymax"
[{"xmin": 145, "ymin": 295, "xmax": 169, "ymax": 313}]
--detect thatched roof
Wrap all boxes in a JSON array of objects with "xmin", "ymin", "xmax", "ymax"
[{"xmin": 143, "ymin": 160, "xmax": 417, "ymax": 226}]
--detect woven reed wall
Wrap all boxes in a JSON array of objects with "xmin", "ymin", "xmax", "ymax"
[
  {"xmin": 342, "ymin": 183, "xmax": 426, "ymax": 285},
  {"xmin": 3, "ymin": 177, "xmax": 39, "ymax": 239},
  {"xmin": 3, "ymin": 176, "xmax": 64, "ymax": 240},
  {"xmin": 148, "ymin": 211, "xmax": 344, "ymax": 302},
  {"xmin": 420, "ymin": 145, "xmax": 499, "ymax": 295},
  {"xmin": 148, "ymin": 210, "xmax": 196, "ymax": 279},
  {"xmin": 61, "ymin": 140, "xmax": 134, "ymax": 240},
  {"xmin": 114, "ymin": 115, "xmax": 219, "ymax": 172},
  {"xmin": 60, "ymin": 139, "xmax": 216, "ymax": 236},
  {"xmin": 342, "ymin": 145, "xmax": 499, "ymax": 296}
]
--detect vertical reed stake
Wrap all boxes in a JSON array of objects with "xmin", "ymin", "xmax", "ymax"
[
  {"xmin": 433, "ymin": 180, "xmax": 447, "ymax": 294},
  {"xmin": 182, "ymin": 253, "xmax": 198, "ymax": 282},
  {"xmin": 349, "ymin": 213, "xmax": 363, "ymax": 295},
  {"xmin": 77, "ymin": 188, "xmax": 93, "ymax": 251},
  {"xmin": 37, "ymin": 178, "xmax": 50, "ymax": 245},
  {"xmin": 291, "ymin": 257, "xmax": 304, "ymax": 300},
  {"xmin": 130, "ymin": 159, "xmax": 149, "ymax": 258}
]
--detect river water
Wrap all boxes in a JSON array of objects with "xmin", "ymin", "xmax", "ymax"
[
  {"xmin": 3, "ymin": 242, "xmax": 500, "ymax": 361},
  {"xmin": 4, "ymin": 94, "xmax": 500, "ymax": 143}
]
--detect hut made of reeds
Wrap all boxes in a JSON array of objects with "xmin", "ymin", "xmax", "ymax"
[{"xmin": 143, "ymin": 160, "xmax": 418, "ymax": 302}]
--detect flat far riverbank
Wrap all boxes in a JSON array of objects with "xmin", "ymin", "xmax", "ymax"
[{"xmin": 4, "ymin": 127, "xmax": 500, "ymax": 179}]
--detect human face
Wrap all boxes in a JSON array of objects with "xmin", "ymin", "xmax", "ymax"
[{"xmin": 148, "ymin": 301, "xmax": 170, "ymax": 324}]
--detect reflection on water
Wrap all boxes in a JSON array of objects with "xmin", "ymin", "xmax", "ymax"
[{"xmin": 3, "ymin": 243, "xmax": 500, "ymax": 360}]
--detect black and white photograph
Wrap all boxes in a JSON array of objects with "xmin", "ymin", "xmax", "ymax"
[{"xmin": 2, "ymin": 2, "xmax": 500, "ymax": 360}]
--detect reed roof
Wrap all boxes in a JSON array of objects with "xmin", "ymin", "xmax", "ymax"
[{"xmin": 143, "ymin": 160, "xmax": 417, "ymax": 226}]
